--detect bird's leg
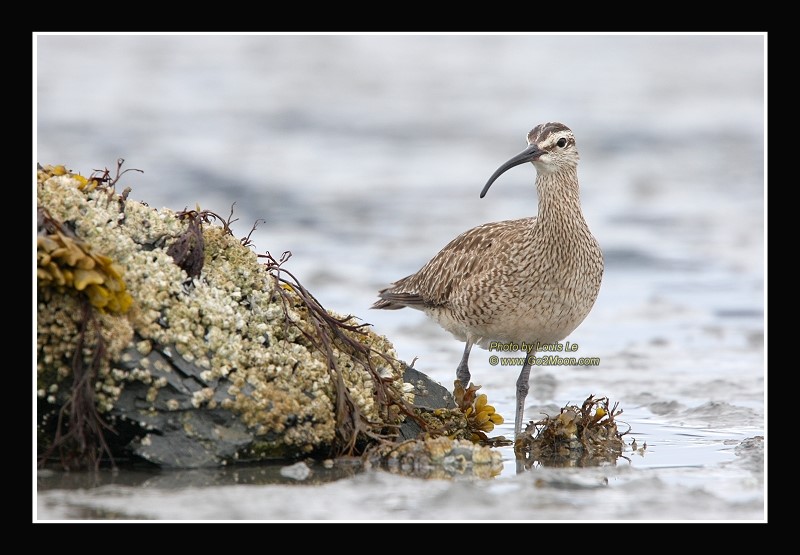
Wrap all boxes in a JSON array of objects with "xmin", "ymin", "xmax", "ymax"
[
  {"xmin": 456, "ymin": 340, "xmax": 474, "ymax": 386},
  {"xmin": 515, "ymin": 358, "xmax": 532, "ymax": 437}
]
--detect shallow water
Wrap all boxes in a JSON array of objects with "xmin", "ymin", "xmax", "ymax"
[{"xmin": 35, "ymin": 34, "xmax": 765, "ymax": 521}]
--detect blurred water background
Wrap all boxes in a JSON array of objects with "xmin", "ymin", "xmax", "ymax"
[{"xmin": 35, "ymin": 33, "xmax": 765, "ymax": 521}]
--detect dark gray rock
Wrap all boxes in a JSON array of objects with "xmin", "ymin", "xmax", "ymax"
[{"xmin": 397, "ymin": 365, "xmax": 455, "ymax": 441}]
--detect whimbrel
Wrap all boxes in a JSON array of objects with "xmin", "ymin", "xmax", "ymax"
[{"xmin": 373, "ymin": 122, "xmax": 603, "ymax": 437}]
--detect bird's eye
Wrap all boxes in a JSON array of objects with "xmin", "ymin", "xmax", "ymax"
[{"xmin": 557, "ymin": 138, "xmax": 567, "ymax": 148}]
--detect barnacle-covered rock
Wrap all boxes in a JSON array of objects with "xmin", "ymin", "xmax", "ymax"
[
  {"xmin": 36, "ymin": 163, "xmax": 429, "ymax": 469},
  {"xmin": 365, "ymin": 436, "xmax": 503, "ymax": 479}
]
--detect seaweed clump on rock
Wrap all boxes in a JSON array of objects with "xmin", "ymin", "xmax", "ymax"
[
  {"xmin": 514, "ymin": 395, "xmax": 627, "ymax": 468},
  {"xmin": 37, "ymin": 162, "xmax": 422, "ymax": 469}
]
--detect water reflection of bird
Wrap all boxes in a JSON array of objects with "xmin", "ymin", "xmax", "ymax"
[{"xmin": 373, "ymin": 122, "xmax": 603, "ymax": 437}]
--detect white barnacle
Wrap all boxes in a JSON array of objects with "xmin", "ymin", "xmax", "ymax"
[
  {"xmin": 136, "ymin": 339, "xmax": 152, "ymax": 356},
  {"xmin": 101, "ymin": 384, "xmax": 122, "ymax": 397},
  {"xmin": 190, "ymin": 387, "xmax": 215, "ymax": 408},
  {"xmin": 146, "ymin": 386, "xmax": 158, "ymax": 403},
  {"xmin": 132, "ymin": 368, "xmax": 153, "ymax": 384}
]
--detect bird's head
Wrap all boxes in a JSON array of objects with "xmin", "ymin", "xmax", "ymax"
[{"xmin": 481, "ymin": 122, "xmax": 578, "ymax": 198}]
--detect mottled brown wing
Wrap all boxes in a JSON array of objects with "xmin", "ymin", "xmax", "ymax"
[{"xmin": 373, "ymin": 218, "xmax": 534, "ymax": 310}]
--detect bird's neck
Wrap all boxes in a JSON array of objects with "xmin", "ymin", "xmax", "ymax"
[{"xmin": 535, "ymin": 169, "xmax": 587, "ymax": 230}]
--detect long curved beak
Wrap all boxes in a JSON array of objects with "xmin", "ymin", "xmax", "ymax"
[{"xmin": 480, "ymin": 143, "xmax": 542, "ymax": 198}]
